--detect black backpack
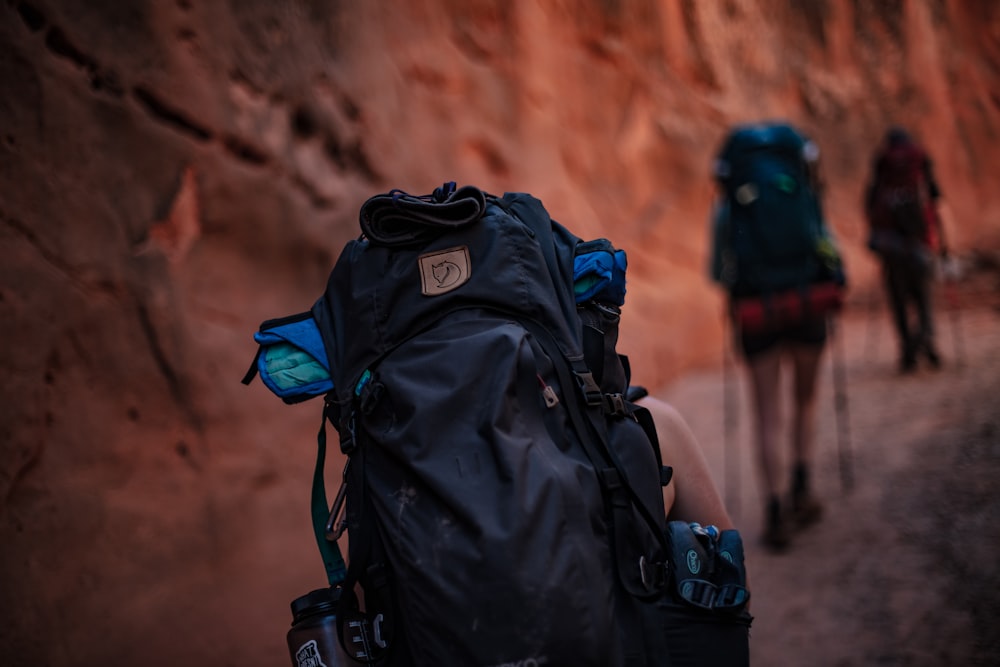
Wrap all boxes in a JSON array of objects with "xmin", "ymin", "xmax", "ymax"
[
  {"xmin": 246, "ymin": 183, "xmax": 751, "ymax": 666},
  {"xmin": 250, "ymin": 183, "xmax": 672, "ymax": 666}
]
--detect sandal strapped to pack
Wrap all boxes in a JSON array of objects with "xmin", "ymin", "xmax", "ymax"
[
  {"xmin": 668, "ymin": 521, "xmax": 750, "ymax": 613},
  {"xmin": 359, "ymin": 181, "xmax": 487, "ymax": 247}
]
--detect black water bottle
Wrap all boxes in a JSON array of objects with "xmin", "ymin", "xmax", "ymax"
[{"xmin": 287, "ymin": 587, "xmax": 350, "ymax": 667}]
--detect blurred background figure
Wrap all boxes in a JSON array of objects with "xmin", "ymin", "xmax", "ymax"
[
  {"xmin": 709, "ymin": 121, "xmax": 845, "ymax": 552},
  {"xmin": 863, "ymin": 126, "xmax": 948, "ymax": 373}
]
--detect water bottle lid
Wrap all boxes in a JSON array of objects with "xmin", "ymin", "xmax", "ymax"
[{"xmin": 290, "ymin": 586, "xmax": 342, "ymax": 623}]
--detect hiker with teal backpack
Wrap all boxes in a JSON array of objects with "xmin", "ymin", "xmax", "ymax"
[
  {"xmin": 709, "ymin": 121, "xmax": 846, "ymax": 551},
  {"xmin": 864, "ymin": 126, "xmax": 947, "ymax": 374},
  {"xmin": 247, "ymin": 182, "xmax": 752, "ymax": 665}
]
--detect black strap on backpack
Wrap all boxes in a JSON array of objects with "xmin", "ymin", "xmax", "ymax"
[
  {"xmin": 312, "ymin": 399, "xmax": 348, "ymax": 587},
  {"xmin": 523, "ymin": 319, "xmax": 672, "ymax": 599},
  {"xmin": 313, "ymin": 185, "xmax": 676, "ymax": 662},
  {"xmin": 333, "ymin": 440, "xmax": 397, "ymax": 665},
  {"xmin": 493, "ymin": 199, "xmax": 674, "ymax": 599}
]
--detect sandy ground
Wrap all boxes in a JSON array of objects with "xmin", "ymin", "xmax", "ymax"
[{"xmin": 654, "ymin": 273, "xmax": 1000, "ymax": 667}]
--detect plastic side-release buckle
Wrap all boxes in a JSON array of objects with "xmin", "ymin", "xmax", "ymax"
[
  {"xmin": 602, "ymin": 392, "xmax": 628, "ymax": 417},
  {"xmin": 574, "ymin": 370, "xmax": 603, "ymax": 406}
]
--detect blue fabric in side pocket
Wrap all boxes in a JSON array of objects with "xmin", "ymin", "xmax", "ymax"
[
  {"xmin": 574, "ymin": 246, "xmax": 627, "ymax": 305},
  {"xmin": 253, "ymin": 315, "xmax": 333, "ymax": 402}
]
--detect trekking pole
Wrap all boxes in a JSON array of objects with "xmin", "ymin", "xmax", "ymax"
[
  {"xmin": 828, "ymin": 314, "xmax": 854, "ymax": 493},
  {"xmin": 722, "ymin": 309, "xmax": 741, "ymax": 521},
  {"xmin": 943, "ymin": 264, "xmax": 966, "ymax": 369},
  {"xmin": 864, "ymin": 284, "xmax": 881, "ymax": 365},
  {"xmin": 937, "ymin": 202, "xmax": 966, "ymax": 368}
]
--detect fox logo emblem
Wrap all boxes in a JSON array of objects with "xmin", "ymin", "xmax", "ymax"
[
  {"xmin": 431, "ymin": 260, "xmax": 463, "ymax": 288},
  {"xmin": 419, "ymin": 246, "xmax": 471, "ymax": 296}
]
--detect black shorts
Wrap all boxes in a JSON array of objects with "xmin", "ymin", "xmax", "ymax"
[
  {"xmin": 739, "ymin": 315, "xmax": 827, "ymax": 359},
  {"xmin": 641, "ymin": 598, "xmax": 752, "ymax": 667}
]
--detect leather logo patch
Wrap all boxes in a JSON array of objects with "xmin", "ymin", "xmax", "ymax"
[{"xmin": 419, "ymin": 246, "xmax": 471, "ymax": 296}]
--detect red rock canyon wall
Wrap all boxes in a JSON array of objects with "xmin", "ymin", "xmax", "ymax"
[{"xmin": 1, "ymin": 1, "xmax": 998, "ymax": 665}]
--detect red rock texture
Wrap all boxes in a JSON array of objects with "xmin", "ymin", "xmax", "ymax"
[{"xmin": 1, "ymin": 1, "xmax": 998, "ymax": 665}]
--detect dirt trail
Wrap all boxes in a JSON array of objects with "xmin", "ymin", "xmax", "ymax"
[{"xmin": 655, "ymin": 276, "xmax": 1000, "ymax": 667}]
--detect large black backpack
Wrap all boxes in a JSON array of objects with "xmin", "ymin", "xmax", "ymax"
[
  {"xmin": 309, "ymin": 183, "xmax": 672, "ymax": 666},
  {"xmin": 246, "ymin": 183, "xmax": 751, "ymax": 666}
]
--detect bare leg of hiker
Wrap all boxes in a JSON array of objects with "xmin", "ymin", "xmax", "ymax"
[
  {"xmin": 639, "ymin": 396, "xmax": 735, "ymax": 530},
  {"xmin": 789, "ymin": 342, "xmax": 825, "ymax": 526},
  {"xmin": 746, "ymin": 347, "xmax": 789, "ymax": 550}
]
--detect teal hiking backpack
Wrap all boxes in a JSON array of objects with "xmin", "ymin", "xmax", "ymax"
[{"xmin": 710, "ymin": 121, "xmax": 842, "ymax": 299}]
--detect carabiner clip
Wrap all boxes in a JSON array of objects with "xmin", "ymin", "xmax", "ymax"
[{"xmin": 324, "ymin": 458, "xmax": 351, "ymax": 540}]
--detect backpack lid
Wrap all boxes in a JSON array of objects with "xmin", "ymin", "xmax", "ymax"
[{"xmin": 714, "ymin": 121, "xmax": 816, "ymax": 183}]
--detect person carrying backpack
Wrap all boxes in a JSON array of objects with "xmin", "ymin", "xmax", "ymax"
[
  {"xmin": 247, "ymin": 183, "xmax": 752, "ymax": 666},
  {"xmin": 708, "ymin": 121, "xmax": 846, "ymax": 551},
  {"xmin": 864, "ymin": 126, "xmax": 947, "ymax": 373},
  {"xmin": 634, "ymin": 393, "xmax": 751, "ymax": 666}
]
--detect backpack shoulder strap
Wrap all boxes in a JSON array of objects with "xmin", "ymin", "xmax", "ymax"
[{"xmin": 312, "ymin": 400, "xmax": 348, "ymax": 587}]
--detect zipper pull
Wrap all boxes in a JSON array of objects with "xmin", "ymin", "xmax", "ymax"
[{"xmin": 537, "ymin": 374, "xmax": 559, "ymax": 408}]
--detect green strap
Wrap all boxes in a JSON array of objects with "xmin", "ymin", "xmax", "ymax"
[{"xmin": 312, "ymin": 402, "xmax": 347, "ymax": 585}]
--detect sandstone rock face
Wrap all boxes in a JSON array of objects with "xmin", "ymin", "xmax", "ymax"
[{"xmin": 1, "ymin": 1, "xmax": 997, "ymax": 665}]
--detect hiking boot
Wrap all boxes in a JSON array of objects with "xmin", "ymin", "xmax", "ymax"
[
  {"xmin": 791, "ymin": 492, "xmax": 824, "ymax": 528},
  {"xmin": 763, "ymin": 518, "xmax": 791, "ymax": 551},
  {"xmin": 762, "ymin": 498, "xmax": 791, "ymax": 552},
  {"xmin": 900, "ymin": 338, "xmax": 918, "ymax": 373},
  {"xmin": 790, "ymin": 464, "xmax": 823, "ymax": 529},
  {"xmin": 924, "ymin": 344, "xmax": 941, "ymax": 369},
  {"xmin": 899, "ymin": 353, "xmax": 917, "ymax": 374}
]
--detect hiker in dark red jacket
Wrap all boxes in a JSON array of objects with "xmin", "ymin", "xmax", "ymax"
[{"xmin": 864, "ymin": 127, "xmax": 947, "ymax": 373}]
